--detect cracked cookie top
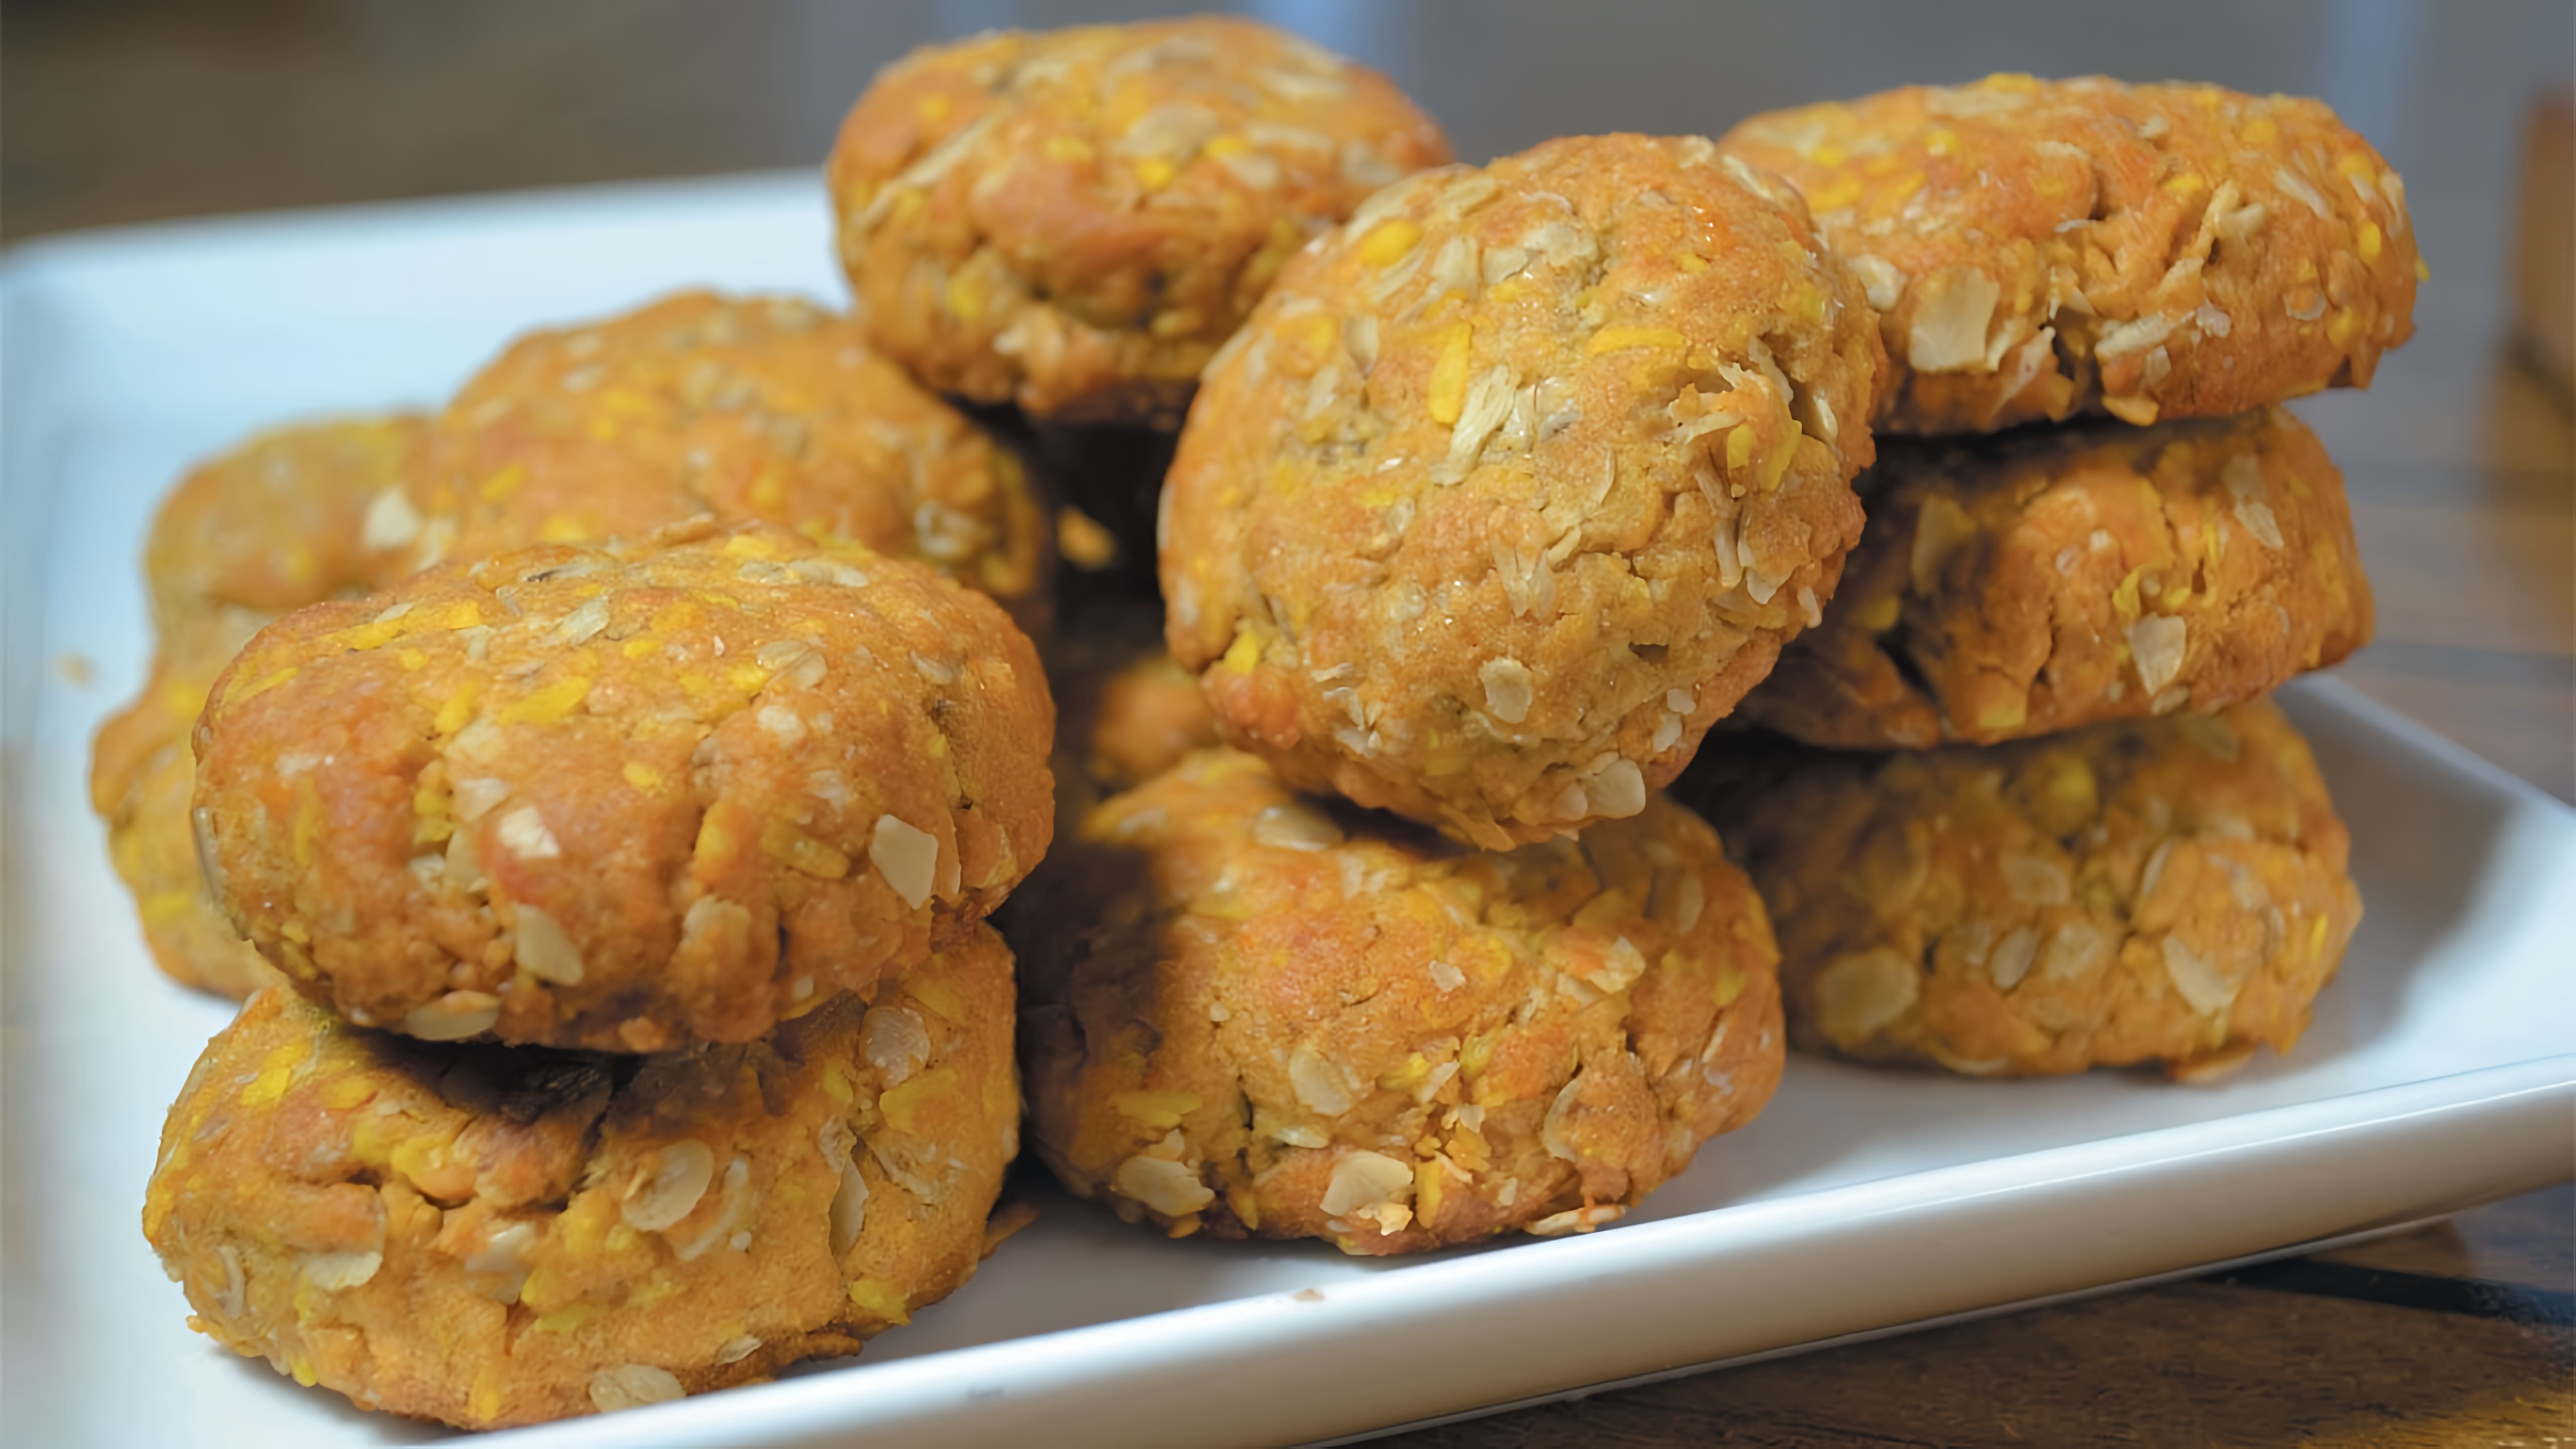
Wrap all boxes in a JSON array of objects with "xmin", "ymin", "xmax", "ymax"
[
  {"xmin": 144, "ymin": 416, "xmax": 427, "ymax": 637},
  {"xmin": 1012, "ymin": 747, "xmax": 1782, "ymax": 1254},
  {"xmin": 194, "ymin": 521, "xmax": 1053, "ymax": 1052},
  {"xmin": 828, "ymin": 17, "xmax": 1451, "ymax": 423},
  {"xmin": 1161, "ymin": 134, "xmax": 1883, "ymax": 848},
  {"xmin": 373, "ymin": 292, "xmax": 1049, "ymax": 624},
  {"xmin": 1722, "ymin": 74, "xmax": 2420, "ymax": 433}
]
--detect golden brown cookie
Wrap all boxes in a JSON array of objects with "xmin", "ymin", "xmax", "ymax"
[
  {"xmin": 194, "ymin": 522, "xmax": 1054, "ymax": 1052},
  {"xmin": 1013, "ymin": 749, "xmax": 1783, "ymax": 1254},
  {"xmin": 1683, "ymin": 699, "xmax": 2361, "ymax": 1078},
  {"xmin": 1161, "ymin": 134, "xmax": 1883, "ymax": 848},
  {"xmin": 97, "ymin": 417, "xmax": 429, "ymax": 999},
  {"xmin": 378, "ymin": 291, "xmax": 1047, "ymax": 620},
  {"xmin": 144, "ymin": 415, "xmax": 428, "ymax": 634},
  {"xmin": 1720, "ymin": 74, "xmax": 2420, "ymax": 433},
  {"xmin": 92, "ymin": 611, "xmax": 282, "ymax": 999},
  {"xmin": 142, "ymin": 927, "xmax": 1018, "ymax": 1429},
  {"xmin": 827, "ymin": 17, "xmax": 1452, "ymax": 423},
  {"xmin": 1738, "ymin": 407, "xmax": 2373, "ymax": 747}
]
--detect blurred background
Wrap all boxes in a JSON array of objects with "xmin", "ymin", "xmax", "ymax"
[{"xmin": 6, "ymin": 0, "xmax": 2568, "ymax": 801}]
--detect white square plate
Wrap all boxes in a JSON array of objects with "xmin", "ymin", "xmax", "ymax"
[{"xmin": 5, "ymin": 174, "xmax": 2570, "ymax": 1448}]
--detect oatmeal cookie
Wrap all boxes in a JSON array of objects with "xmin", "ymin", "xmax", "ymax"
[
  {"xmin": 144, "ymin": 414, "xmax": 428, "ymax": 633},
  {"xmin": 1013, "ymin": 749, "xmax": 1782, "ymax": 1255},
  {"xmin": 1161, "ymin": 134, "xmax": 1882, "ymax": 847},
  {"xmin": 194, "ymin": 522, "xmax": 1053, "ymax": 1052},
  {"xmin": 92, "ymin": 611, "xmax": 282, "ymax": 998},
  {"xmin": 1739, "ymin": 407, "xmax": 2372, "ymax": 747},
  {"xmin": 378, "ymin": 292, "xmax": 1047, "ymax": 620},
  {"xmin": 1683, "ymin": 698, "xmax": 2361, "ymax": 1078},
  {"xmin": 827, "ymin": 17, "xmax": 1452, "ymax": 423},
  {"xmin": 97, "ymin": 417, "xmax": 429, "ymax": 998},
  {"xmin": 1721, "ymin": 74, "xmax": 2420, "ymax": 433},
  {"xmin": 142, "ymin": 927, "xmax": 1017, "ymax": 1429}
]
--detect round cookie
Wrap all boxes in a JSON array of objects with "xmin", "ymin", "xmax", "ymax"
[
  {"xmin": 377, "ymin": 291, "xmax": 1048, "ymax": 621},
  {"xmin": 1720, "ymin": 74, "xmax": 2420, "ymax": 434},
  {"xmin": 1683, "ymin": 698, "xmax": 2362, "ymax": 1079},
  {"xmin": 194, "ymin": 521, "xmax": 1054, "ymax": 1052},
  {"xmin": 96, "ymin": 417, "xmax": 429, "ymax": 999},
  {"xmin": 142, "ymin": 927, "xmax": 1019, "ymax": 1429},
  {"xmin": 1738, "ymin": 407, "xmax": 2373, "ymax": 748},
  {"xmin": 93, "ymin": 610, "xmax": 283, "ymax": 999},
  {"xmin": 144, "ymin": 415, "xmax": 428, "ymax": 635},
  {"xmin": 1161, "ymin": 134, "xmax": 1883, "ymax": 848},
  {"xmin": 1013, "ymin": 748, "xmax": 1783, "ymax": 1255},
  {"xmin": 827, "ymin": 17, "xmax": 1452, "ymax": 423}
]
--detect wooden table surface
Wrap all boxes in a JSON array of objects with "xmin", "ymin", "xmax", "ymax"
[{"xmin": 7, "ymin": 2, "xmax": 2569, "ymax": 1444}]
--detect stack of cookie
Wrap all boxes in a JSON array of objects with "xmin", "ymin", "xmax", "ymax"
[
  {"xmin": 91, "ymin": 14, "xmax": 2420, "ymax": 1428},
  {"xmin": 1006, "ymin": 127, "xmax": 1884, "ymax": 1253},
  {"xmin": 103, "ymin": 15, "xmax": 1476, "ymax": 1423},
  {"xmin": 95, "ymin": 292, "xmax": 1055, "ymax": 1005},
  {"xmin": 1689, "ymin": 76, "xmax": 2409, "ymax": 1079},
  {"xmin": 114, "ymin": 297, "xmax": 1064, "ymax": 1427},
  {"xmin": 1002, "ymin": 75, "xmax": 2417, "ymax": 1249},
  {"xmin": 823, "ymin": 16, "xmax": 1454, "ymax": 587},
  {"xmin": 819, "ymin": 26, "xmax": 1798, "ymax": 1255}
]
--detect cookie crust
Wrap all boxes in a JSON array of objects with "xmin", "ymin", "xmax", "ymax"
[
  {"xmin": 195, "ymin": 523, "xmax": 1053, "ymax": 1051},
  {"xmin": 1685, "ymin": 699, "xmax": 2361, "ymax": 1078},
  {"xmin": 1739, "ymin": 407, "xmax": 2372, "ymax": 747},
  {"xmin": 1015, "ymin": 748, "xmax": 1783, "ymax": 1254},
  {"xmin": 1162, "ymin": 134, "xmax": 1882, "ymax": 847},
  {"xmin": 829, "ymin": 18, "xmax": 1451, "ymax": 422},
  {"xmin": 143, "ymin": 929, "xmax": 1018, "ymax": 1428},
  {"xmin": 383, "ymin": 292, "xmax": 1048, "ymax": 620},
  {"xmin": 1722, "ymin": 74, "xmax": 2420, "ymax": 433}
]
